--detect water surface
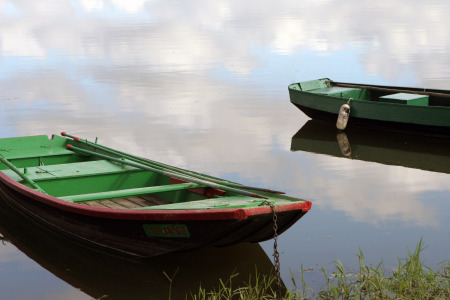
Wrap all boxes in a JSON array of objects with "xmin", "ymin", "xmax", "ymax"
[{"xmin": 1, "ymin": 0, "xmax": 449, "ymax": 298}]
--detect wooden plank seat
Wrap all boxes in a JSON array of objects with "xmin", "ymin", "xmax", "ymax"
[
  {"xmin": 60, "ymin": 182, "xmax": 204, "ymax": 202},
  {"xmin": 1, "ymin": 160, "xmax": 141, "ymax": 182},
  {"xmin": 81, "ymin": 195, "xmax": 173, "ymax": 209}
]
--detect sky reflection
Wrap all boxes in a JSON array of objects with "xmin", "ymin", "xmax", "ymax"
[
  {"xmin": 1, "ymin": 0, "xmax": 449, "ymax": 228},
  {"xmin": 311, "ymin": 157, "xmax": 445, "ymax": 227},
  {"xmin": 0, "ymin": 0, "xmax": 449, "ymax": 296},
  {"xmin": 2, "ymin": 0, "xmax": 450, "ymax": 84}
]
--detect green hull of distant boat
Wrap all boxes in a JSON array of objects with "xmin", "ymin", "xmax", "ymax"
[{"xmin": 289, "ymin": 78, "xmax": 450, "ymax": 137}]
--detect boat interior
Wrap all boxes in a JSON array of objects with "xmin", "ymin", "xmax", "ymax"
[
  {"xmin": 0, "ymin": 135, "xmax": 280, "ymax": 210},
  {"xmin": 290, "ymin": 78, "xmax": 450, "ymax": 107}
]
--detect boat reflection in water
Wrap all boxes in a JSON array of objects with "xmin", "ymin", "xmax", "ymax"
[
  {"xmin": 291, "ymin": 120, "xmax": 450, "ymax": 174},
  {"xmin": 0, "ymin": 197, "xmax": 279, "ymax": 299}
]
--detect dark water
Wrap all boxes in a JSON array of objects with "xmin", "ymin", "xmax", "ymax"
[{"xmin": 1, "ymin": 0, "xmax": 449, "ymax": 298}]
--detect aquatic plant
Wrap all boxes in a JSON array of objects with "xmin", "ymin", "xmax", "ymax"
[
  {"xmin": 185, "ymin": 240, "xmax": 450, "ymax": 299},
  {"xmin": 317, "ymin": 240, "xmax": 449, "ymax": 299}
]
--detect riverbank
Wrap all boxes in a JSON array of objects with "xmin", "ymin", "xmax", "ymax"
[{"xmin": 187, "ymin": 240, "xmax": 449, "ymax": 299}]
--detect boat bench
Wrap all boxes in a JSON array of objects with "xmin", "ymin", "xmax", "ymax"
[
  {"xmin": 2, "ymin": 160, "xmax": 140, "ymax": 182},
  {"xmin": 60, "ymin": 182, "xmax": 205, "ymax": 202},
  {"xmin": 311, "ymin": 87, "xmax": 370, "ymax": 100},
  {"xmin": 2, "ymin": 160, "xmax": 205, "ymax": 202},
  {"xmin": 379, "ymin": 93, "xmax": 429, "ymax": 106},
  {"xmin": 0, "ymin": 135, "xmax": 73, "ymax": 161}
]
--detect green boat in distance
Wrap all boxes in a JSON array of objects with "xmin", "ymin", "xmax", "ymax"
[
  {"xmin": 288, "ymin": 78, "xmax": 450, "ymax": 137},
  {"xmin": 291, "ymin": 120, "xmax": 450, "ymax": 174},
  {"xmin": 0, "ymin": 133, "xmax": 311, "ymax": 257}
]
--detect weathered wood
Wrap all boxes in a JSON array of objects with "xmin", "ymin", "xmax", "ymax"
[
  {"xmin": 96, "ymin": 200, "xmax": 125, "ymax": 209},
  {"xmin": 139, "ymin": 195, "xmax": 172, "ymax": 205},
  {"xmin": 125, "ymin": 196, "xmax": 167, "ymax": 207},
  {"xmin": 109, "ymin": 198, "xmax": 140, "ymax": 208},
  {"xmin": 81, "ymin": 196, "xmax": 171, "ymax": 209},
  {"xmin": 82, "ymin": 201, "xmax": 108, "ymax": 208}
]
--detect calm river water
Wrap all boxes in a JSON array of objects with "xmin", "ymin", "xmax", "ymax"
[{"xmin": 0, "ymin": 0, "xmax": 449, "ymax": 299}]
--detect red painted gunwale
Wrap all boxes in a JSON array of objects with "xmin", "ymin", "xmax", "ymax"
[{"xmin": 0, "ymin": 171, "xmax": 311, "ymax": 222}]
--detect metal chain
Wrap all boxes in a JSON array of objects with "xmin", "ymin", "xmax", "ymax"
[{"xmin": 261, "ymin": 200, "xmax": 281, "ymax": 288}]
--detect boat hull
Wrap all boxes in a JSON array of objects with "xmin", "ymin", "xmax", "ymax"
[
  {"xmin": 0, "ymin": 179, "xmax": 308, "ymax": 257},
  {"xmin": 0, "ymin": 134, "xmax": 311, "ymax": 257},
  {"xmin": 0, "ymin": 190, "xmax": 280, "ymax": 299},
  {"xmin": 292, "ymin": 103, "xmax": 450, "ymax": 136},
  {"xmin": 289, "ymin": 79, "xmax": 450, "ymax": 137}
]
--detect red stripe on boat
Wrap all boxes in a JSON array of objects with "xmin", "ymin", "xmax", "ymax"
[{"xmin": 0, "ymin": 172, "xmax": 310, "ymax": 222}]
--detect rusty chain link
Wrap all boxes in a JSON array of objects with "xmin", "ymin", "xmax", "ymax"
[{"xmin": 261, "ymin": 200, "xmax": 281, "ymax": 289}]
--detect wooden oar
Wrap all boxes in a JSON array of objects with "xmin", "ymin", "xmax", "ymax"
[
  {"xmin": 331, "ymin": 81, "xmax": 450, "ymax": 98},
  {"xmin": 0, "ymin": 154, "xmax": 46, "ymax": 194},
  {"xmin": 61, "ymin": 132, "xmax": 284, "ymax": 194},
  {"xmin": 66, "ymin": 144, "xmax": 269, "ymax": 199},
  {"xmin": 61, "ymin": 132, "xmax": 234, "ymax": 182}
]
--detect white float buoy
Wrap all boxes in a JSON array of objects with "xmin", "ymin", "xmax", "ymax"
[{"xmin": 336, "ymin": 98, "xmax": 352, "ymax": 130}]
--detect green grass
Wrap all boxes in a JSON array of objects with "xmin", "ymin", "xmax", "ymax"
[{"xmin": 185, "ymin": 240, "xmax": 450, "ymax": 299}]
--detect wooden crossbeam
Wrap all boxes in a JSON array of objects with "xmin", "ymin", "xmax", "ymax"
[{"xmin": 60, "ymin": 183, "xmax": 204, "ymax": 203}]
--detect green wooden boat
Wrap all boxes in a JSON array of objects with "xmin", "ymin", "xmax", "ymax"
[
  {"xmin": 289, "ymin": 78, "xmax": 450, "ymax": 137},
  {"xmin": 0, "ymin": 191, "xmax": 277, "ymax": 299},
  {"xmin": 291, "ymin": 120, "xmax": 450, "ymax": 174},
  {"xmin": 0, "ymin": 133, "xmax": 311, "ymax": 257}
]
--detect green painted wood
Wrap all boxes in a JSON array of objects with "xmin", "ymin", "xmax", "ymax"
[
  {"xmin": 333, "ymin": 81, "xmax": 450, "ymax": 100},
  {"xmin": 133, "ymin": 196, "xmax": 279, "ymax": 210},
  {"xmin": 0, "ymin": 154, "xmax": 46, "ymax": 193},
  {"xmin": 60, "ymin": 183, "xmax": 205, "ymax": 202},
  {"xmin": 61, "ymin": 133, "xmax": 284, "ymax": 194},
  {"xmin": 298, "ymin": 78, "xmax": 329, "ymax": 91},
  {"xmin": 311, "ymin": 87, "xmax": 370, "ymax": 100},
  {"xmin": 289, "ymin": 79, "xmax": 450, "ymax": 128},
  {"xmin": 67, "ymin": 145, "xmax": 269, "ymax": 199},
  {"xmin": 0, "ymin": 135, "xmax": 89, "ymax": 170},
  {"xmin": 379, "ymin": 93, "xmax": 429, "ymax": 106},
  {"xmin": 0, "ymin": 135, "xmax": 72, "ymax": 161},
  {"xmin": 1, "ymin": 160, "xmax": 141, "ymax": 182},
  {"xmin": 0, "ymin": 134, "xmax": 310, "ymax": 212},
  {"xmin": 1, "ymin": 159, "xmax": 160, "ymax": 197}
]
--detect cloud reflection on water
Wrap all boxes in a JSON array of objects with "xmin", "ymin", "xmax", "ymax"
[
  {"xmin": 2, "ymin": 0, "xmax": 450, "ymax": 82},
  {"xmin": 1, "ymin": 0, "xmax": 449, "ymax": 230},
  {"xmin": 311, "ymin": 157, "xmax": 444, "ymax": 228}
]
